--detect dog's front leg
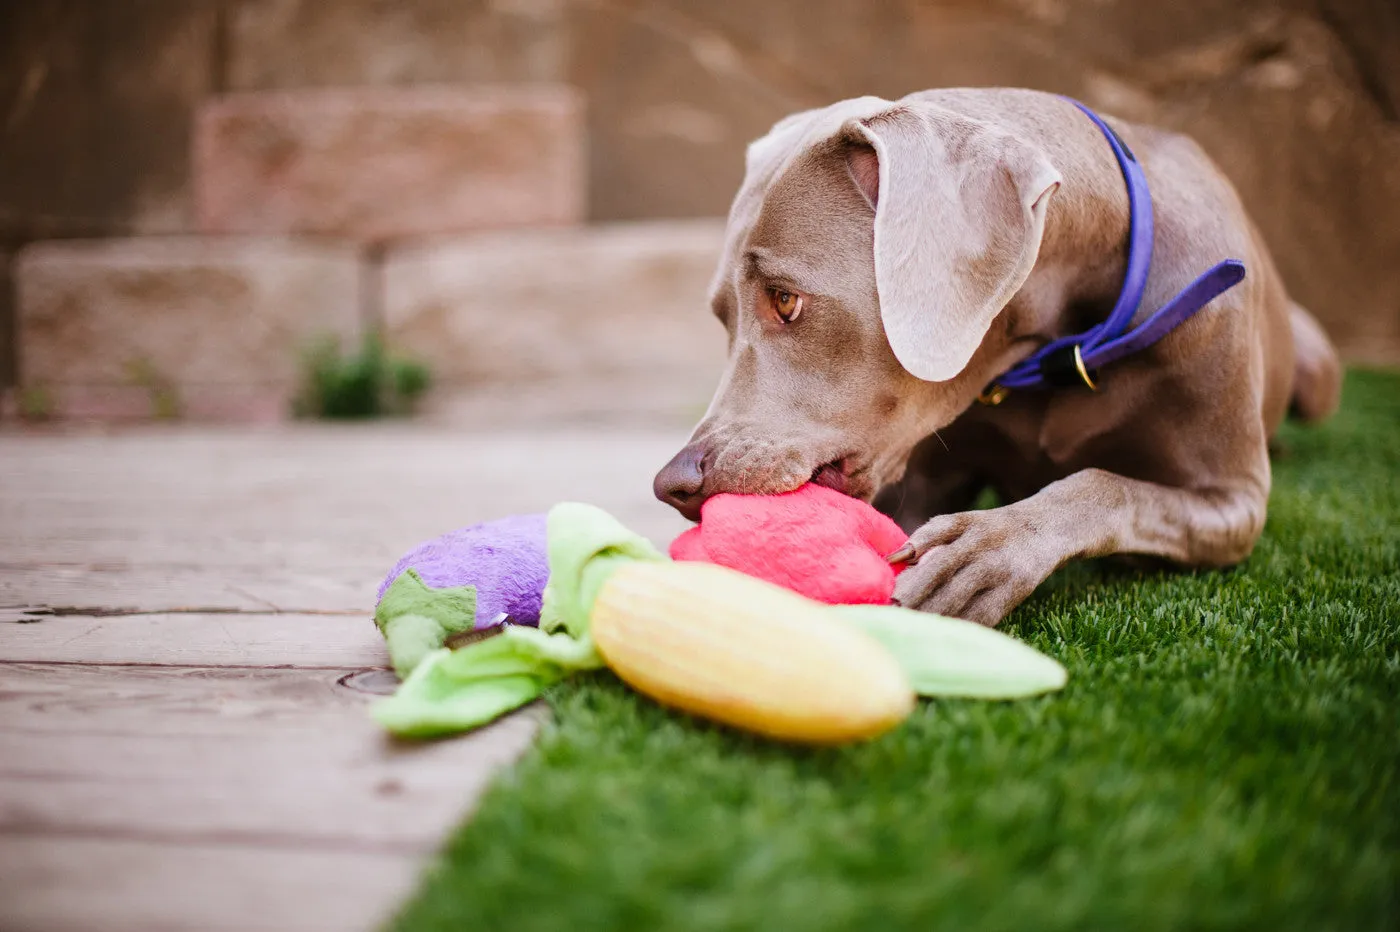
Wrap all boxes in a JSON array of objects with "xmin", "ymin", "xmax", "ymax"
[{"xmin": 891, "ymin": 467, "xmax": 1269, "ymax": 625}]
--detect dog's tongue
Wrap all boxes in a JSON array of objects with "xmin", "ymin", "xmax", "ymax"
[{"xmin": 810, "ymin": 462, "xmax": 847, "ymax": 494}]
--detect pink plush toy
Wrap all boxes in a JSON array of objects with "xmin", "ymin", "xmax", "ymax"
[{"xmin": 669, "ymin": 483, "xmax": 909, "ymax": 605}]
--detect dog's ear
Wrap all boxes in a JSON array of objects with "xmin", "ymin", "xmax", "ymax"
[
  {"xmin": 846, "ymin": 145, "xmax": 880, "ymax": 210},
  {"xmin": 844, "ymin": 105, "xmax": 1061, "ymax": 382}
]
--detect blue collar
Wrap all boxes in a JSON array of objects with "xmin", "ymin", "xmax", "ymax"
[{"xmin": 981, "ymin": 99, "xmax": 1246, "ymax": 402}]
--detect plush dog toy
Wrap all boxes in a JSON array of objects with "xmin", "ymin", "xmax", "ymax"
[
  {"xmin": 372, "ymin": 502, "xmax": 1067, "ymax": 743},
  {"xmin": 669, "ymin": 483, "xmax": 907, "ymax": 604}
]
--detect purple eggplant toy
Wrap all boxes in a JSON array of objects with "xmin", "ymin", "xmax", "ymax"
[{"xmin": 374, "ymin": 513, "xmax": 549, "ymax": 677}]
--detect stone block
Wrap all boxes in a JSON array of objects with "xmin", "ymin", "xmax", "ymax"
[
  {"xmin": 194, "ymin": 87, "xmax": 585, "ymax": 241},
  {"xmin": 382, "ymin": 220, "xmax": 728, "ymax": 415},
  {"xmin": 225, "ymin": 0, "xmax": 567, "ymax": 89},
  {"xmin": 0, "ymin": 1, "xmax": 215, "ymax": 239},
  {"xmin": 15, "ymin": 238, "xmax": 361, "ymax": 422}
]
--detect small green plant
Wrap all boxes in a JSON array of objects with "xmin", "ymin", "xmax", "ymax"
[
  {"xmin": 17, "ymin": 384, "xmax": 54, "ymax": 421},
  {"xmin": 294, "ymin": 334, "xmax": 432, "ymax": 420},
  {"xmin": 124, "ymin": 358, "xmax": 182, "ymax": 420}
]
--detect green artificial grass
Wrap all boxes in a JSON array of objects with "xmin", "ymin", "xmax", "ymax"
[{"xmin": 391, "ymin": 369, "xmax": 1399, "ymax": 932}]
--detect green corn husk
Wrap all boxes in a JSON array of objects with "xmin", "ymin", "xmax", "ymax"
[{"xmin": 832, "ymin": 604, "xmax": 1067, "ymax": 698}]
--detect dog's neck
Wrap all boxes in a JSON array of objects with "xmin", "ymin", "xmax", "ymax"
[{"xmin": 1007, "ymin": 128, "xmax": 1137, "ymax": 347}]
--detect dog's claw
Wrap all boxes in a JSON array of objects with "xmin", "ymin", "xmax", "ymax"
[{"xmin": 886, "ymin": 544, "xmax": 916, "ymax": 565}]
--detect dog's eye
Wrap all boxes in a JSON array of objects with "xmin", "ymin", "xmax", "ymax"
[{"xmin": 770, "ymin": 289, "xmax": 803, "ymax": 323}]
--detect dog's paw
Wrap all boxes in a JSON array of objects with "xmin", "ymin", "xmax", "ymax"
[{"xmin": 891, "ymin": 509, "xmax": 1053, "ymax": 626}]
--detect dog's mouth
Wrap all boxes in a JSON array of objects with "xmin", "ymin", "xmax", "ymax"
[
  {"xmin": 809, "ymin": 458, "xmax": 850, "ymax": 495},
  {"xmin": 809, "ymin": 455, "xmax": 883, "ymax": 502}
]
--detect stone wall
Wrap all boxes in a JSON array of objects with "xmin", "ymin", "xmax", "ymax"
[
  {"xmin": 2, "ymin": 0, "xmax": 1396, "ymax": 417},
  {"xmin": 570, "ymin": 0, "xmax": 1400, "ymax": 361},
  {"xmin": 0, "ymin": 0, "xmax": 570, "ymax": 243}
]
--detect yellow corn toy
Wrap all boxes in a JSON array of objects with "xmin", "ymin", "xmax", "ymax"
[{"xmin": 591, "ymin": 560, "xmax": 914, "ymax": 744}]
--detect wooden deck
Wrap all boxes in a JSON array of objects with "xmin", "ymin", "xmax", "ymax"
[{"xmin": 0, "ymin": 425, "xmax": 690, "ymax": 931}]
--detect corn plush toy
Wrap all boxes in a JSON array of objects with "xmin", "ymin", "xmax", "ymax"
[{"xmin": 372, "ymin": 503, "xmax": 1067, "ymax": 743}]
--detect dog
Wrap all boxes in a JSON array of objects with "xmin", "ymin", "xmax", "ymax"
[{"xmin": 653, "ymin": 87, "xmax": 1341, "ymax": 626}]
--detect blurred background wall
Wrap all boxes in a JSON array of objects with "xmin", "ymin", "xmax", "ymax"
[{"xmin": 2, "ymin": 0, "xmax": 1397, "ymax": 423}]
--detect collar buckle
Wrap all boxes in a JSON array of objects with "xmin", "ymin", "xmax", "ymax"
[
  {"xmin": 1039, "ymin": 344, "xmax": 1099, "ymax": 391},
  {"xmin": 977, "ymin": 383, "xmax": 1011, "ymax": 406}
]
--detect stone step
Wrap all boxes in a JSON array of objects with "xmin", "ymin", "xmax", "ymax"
[
  {"xmin": 381, "ymin": 218, "xmax": 729, "ymax": 420},
  {"xmin": 8, "ymin": 221, "xmax": 731, "ymax": 425},
  {"xmin": 12, "ymin": 238, "xmax": 361, "ymax": 423},
  {"xmin": 194, "ymin": 86, "xmax": 584, "ymax": 242}
]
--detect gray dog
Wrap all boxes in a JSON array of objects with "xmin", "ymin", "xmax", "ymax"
[{"xmin": 654, "ymin": 87, "xmax": 1341, "ymax": 626}]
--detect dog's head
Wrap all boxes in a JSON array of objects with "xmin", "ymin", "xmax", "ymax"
[{"xmin": 655, "ymin": 95, "xmax": 1062, "ymax": 519}]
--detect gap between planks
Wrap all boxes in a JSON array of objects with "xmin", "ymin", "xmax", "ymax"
[{"xmin": 0, "ymin": 609, "xmax": 389, "ymax": 668}]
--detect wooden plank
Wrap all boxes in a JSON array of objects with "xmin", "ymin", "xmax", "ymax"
[
  {"xmin": 0, "ymin": 563, "xmax": 375, "ymax": 614},
  {"xmin": 0, "ymin": 663, "xmax": 542, "ymax": 850},
  {"xmin": 0, "ymin": 611, "xmax": 388, "ymax": 667},
  {"xmin": 1, "ymin": 429, "xmax": 687, "ymax": 615},
  {"xmin": 0, "ymin": 662, "xmax": 370, "ymax": 735},
  {"xmin": 0, "ymin": 428, "xmax": 690, "ymax": 575},
  {"xmin": 0, "ymin": 721, "xmax": 540, "ymax": 850},
  {"xmin": 0, "ymin": 835, "xmax": 418, "ymax": 932}
]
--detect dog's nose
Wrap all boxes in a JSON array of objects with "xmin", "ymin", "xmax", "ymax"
[{"xmin": 654, "ymin": 445, "xmax": 708, "ymax": 521}]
